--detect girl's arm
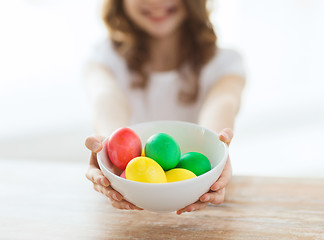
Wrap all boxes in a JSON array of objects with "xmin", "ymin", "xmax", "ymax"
[
  {"xmin": 177, "ymin": 74, "xmax": 245, "ymax": 215},
  {"xmin": 84, "ymin": 63, "xmax": 142, "ymax": 210},
  {"xmin": 84, "ymin": 63, "xmax": 131, "ymax": 136},
  {"xmin": 198, "ymin": 74, "xmax": 246, "ymax": 132}
]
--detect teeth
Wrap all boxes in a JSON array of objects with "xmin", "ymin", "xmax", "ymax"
[
  {"xmin": 155, "ymin": 9, "xmax": 166, "ymax": 17},
  {"xmin": 150, "ymin": 9, "xmax": 168, "ymax": 18}
]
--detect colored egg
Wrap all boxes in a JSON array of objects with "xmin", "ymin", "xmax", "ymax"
[
  {"xmin": 107, "ymin": 128, "xmax": 142, "ymax": 170},
  {"xmin": 141, "ymin": 149, "xmax": 145, "ymax": 156},
  {"xmin": 177, "ymin": 152, "xmax": 211, "ymax": 176},
  {"xmin": 125, "ymin": 157, "xmax": 167, "ymax": 183},
  {"xmin": 120, "ymin": 170, "xmax": 126, "ymax": 179},
  {"xmin": 144, "ymin": 133, "xmax": 181, "ymax": 171},
  {"xmin": 165, "ymin": 168, "xmax": 196, "ymax": 183}
]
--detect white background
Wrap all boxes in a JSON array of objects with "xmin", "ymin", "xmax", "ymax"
[{"xmin": 0, "ymin": 0, "xmax": 323, "ymax": 178}]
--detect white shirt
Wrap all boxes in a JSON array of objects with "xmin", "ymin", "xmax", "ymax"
[{"xmin": 87, "ymin": 39, "xmax": 245, "ymax": 125}]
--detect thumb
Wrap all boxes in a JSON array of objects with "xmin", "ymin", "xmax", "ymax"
[
  {"xmin": 85, "ymin": 136, "xmax": 104, "ymax": 153},
  {"xmin": 219, "ymin": 128, "xmax": 234, "ymax": 146}
]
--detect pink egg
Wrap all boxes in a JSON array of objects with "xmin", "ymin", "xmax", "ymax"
[{"xmin": 120, "ymin": 170, "xmax": 126, "ymax": 179}]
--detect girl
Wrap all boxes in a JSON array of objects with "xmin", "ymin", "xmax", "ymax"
[{"xmin": 84, "ymin": 0, "xmax": 245, "ymax": 215}]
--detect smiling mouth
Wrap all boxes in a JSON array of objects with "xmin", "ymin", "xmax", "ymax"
[{"xmin": 141, "ymin": 5, "xmax": 178, "ymax": 23}]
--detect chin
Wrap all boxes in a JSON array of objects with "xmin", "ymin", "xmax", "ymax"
[
  {"xmin": 148, "ymin": 30, "xmax": 175, "ymax": 39},
  {"xmin": 145, "ymin": 24, "xmax": 180, "ymax": 39}
]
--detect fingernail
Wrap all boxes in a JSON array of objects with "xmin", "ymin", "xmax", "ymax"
[
  {"xmin": 95, "ymin": 177, "xmax": 101, "ymax": 184},
  {"xmin": 112, "ymin": 194, "xmax": 118, "ymax": 201},
  {"xmin": 102, "ymin": 178, "xmax": 109, "ymax": 187},
  {"xmin": 202, "ymin": 196, "xmax": 210, "ymax": 202},
  {"xmin": 177, "ymin": 210, "xmax": 183, "ymax": 215},
  {"xmin": 211, "ymin": 185, "xmax": 219, "ymax": 191},
  {"xmin": 222, "ymin": 132, "xmax": 229, "ymax": 140},
  {"xmin": 92, "ymin": 141, "xmax": 101, "ymax": 152}
]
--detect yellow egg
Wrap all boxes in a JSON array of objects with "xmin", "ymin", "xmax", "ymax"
[
  {"xmin": 165, "ymin": 168, "xmax": 196, "ymax": 183},
  {"xmin": 141, "ymin": 149, "xmax": 145, "ymax": 156},
  {"xmin": 126, "ymin": 157, "xmax": 167, "ymax": 183}
]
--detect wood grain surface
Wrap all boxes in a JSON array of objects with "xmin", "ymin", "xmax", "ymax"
[{"xmin": 1, "ymin": 159, "xmax": 323, "ymax": 240}]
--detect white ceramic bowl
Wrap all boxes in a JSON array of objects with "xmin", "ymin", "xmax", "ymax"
[{"xmin": 97, "ymin": 121, "xmax": 228, "ymax": 212}]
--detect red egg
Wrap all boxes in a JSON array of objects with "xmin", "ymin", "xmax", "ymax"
[{"xmin": 107, "ymin": 128, "xmax": 142, "ymax": 170}]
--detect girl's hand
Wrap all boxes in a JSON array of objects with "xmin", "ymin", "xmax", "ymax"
[
  {"xmin": 176, "ymin": 128, "xmax": 233, "ymax": 215},
  {"xmin": 85, "ymin": 136, "xmax": 143, "ymax": 210}
]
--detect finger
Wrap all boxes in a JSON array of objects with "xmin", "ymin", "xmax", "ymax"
[
  {"xmin": 111, "ymin": 199, "xmax": 132, "ymax": 210},
  {"xmin": 176, "ymin": 201, "xmax": 208, "ymax": 215},
  {"xmin": 87, "ymin": 139, "xmax": 122, "ymax": 176},
  {"xmin": 176, "ymin": 201, "xmax": 208, "ymax": 214},
  {"xmin": 111, "ymin": 199, "xmax": 143, "ymax": 210},
  {"xmin": 88, "ymin": 151, "xmax": 100, "ymax": 168},
  {"xmin": 86, "ymin": 167, "xmax": 103, "ymax": 183},
  {"xmin": 219, "ymin": 128, "xmax": 234, "ymax": 146},
  {"xmin": 86, "ymin": 167, "xmax": 110, "ymax": 187},
  {"xmin": 100, "ymin": 176, "xmax": 110, "ymax": 187},
  {"xmin": 210, "ymin": 158, "xmax": 232, "ymax": 191},
  {"xmin": 93, "ymin": 184, "xmax": 123, "ymax": 201},
  {"xmin": 200, "ymin": 188, "xmax": 225, "ymax": 205},
  {"xmin": 85, "ymin": 136, "xmax": 103, "ymax": 153}
]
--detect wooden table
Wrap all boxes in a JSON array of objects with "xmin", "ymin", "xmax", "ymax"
[{"xmin": 1, "ymin": 159, "xmax": 323, "ymax": 240}]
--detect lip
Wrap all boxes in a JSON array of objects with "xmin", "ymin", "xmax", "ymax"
[
  {"xmin": 148, "ymin": 14, "xmax": 170, "ymax": 23},
  {"xmin": 141, "ymin": 6, "xmax": 177, "ymax": 23}
]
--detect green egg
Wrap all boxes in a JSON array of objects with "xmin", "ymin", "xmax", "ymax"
[
  {"xmin": 177, "ymin": 152, "xmax": 211, "ymax": 176},
  {"xmin": 144, "ymin": 133, "xmax": 181, "ymax": 171}
]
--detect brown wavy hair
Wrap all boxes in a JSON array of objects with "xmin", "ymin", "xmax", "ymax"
[{"xmin": 102, "ymin": 0, "xmax": 217, "ymax": 103}]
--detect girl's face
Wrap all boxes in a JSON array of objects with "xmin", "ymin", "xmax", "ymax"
[{"xmin": 123, "ymin": 0, "xmax": 187, "ymax": 38}]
